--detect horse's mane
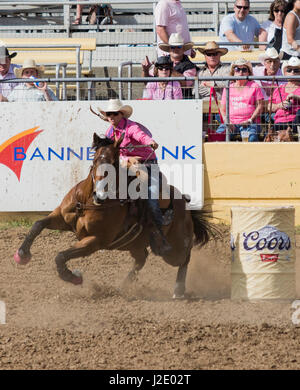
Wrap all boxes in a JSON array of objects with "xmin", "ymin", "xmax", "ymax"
[{"xmin": 92, "ymin": 135, "xmax": 114, "ymax": 151}]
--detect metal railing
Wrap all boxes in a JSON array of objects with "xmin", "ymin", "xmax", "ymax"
[{"xmin": 1, "ymin": 74, "xmax": 299, "ymax": 142}]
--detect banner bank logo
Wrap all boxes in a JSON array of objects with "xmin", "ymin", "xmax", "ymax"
[
  {"xmin": 0, "ymin": 127, "xmax": 43, "ymax": 181},
  {"xmin": 0, "ymin": 128, "xmax": 198, "ymax": 182},
  {"xmin": 0, "ymin": 127, "xmax": 97, "ymax": 181}
]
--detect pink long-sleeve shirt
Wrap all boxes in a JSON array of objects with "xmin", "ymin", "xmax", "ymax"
[{"xmin": 105, "ymin": 118, "xmax": 157, "ymax": 162}]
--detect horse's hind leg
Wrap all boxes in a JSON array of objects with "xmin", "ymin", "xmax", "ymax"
[
  {"xmin": 55, "ymin": 236, "xmax": 99, "ymax": 284},
  {"xmin": 173, "ymin": 249, "xmax": 191, "ymax": 299},
  {"xmin": 15, "ymin": 208, "xmax": 70, "ymax": 265}
]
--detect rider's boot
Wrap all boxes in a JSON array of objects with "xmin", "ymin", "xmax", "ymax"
[{"xmin": 147, "ymin": 199, "xmax": 172, "ymax": 256}]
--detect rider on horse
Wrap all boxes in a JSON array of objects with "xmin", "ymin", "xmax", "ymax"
[{"xmin": 96, "ymin": 99, "xmax": 172, "ymax": 256}]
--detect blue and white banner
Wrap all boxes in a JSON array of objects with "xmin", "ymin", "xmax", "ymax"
[{"xmin": 0, "ymin": 100, "xmax": 203, "ymax": 211}]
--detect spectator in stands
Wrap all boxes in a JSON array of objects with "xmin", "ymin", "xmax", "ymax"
[
  {"xmin": 219, "ymin": 0, "xmax": 266, "ymax": 51},
  {"xmin": 195, "ymin": 41, "xmax": 230, "ymax": 100},
  {"xmin": 142, "ymin": 33, "xmax": 196, "ymax": 98},
  {"xmin": 143, "ymin": 56, "xmax": 182, "ymax": 100},
  {"xmin": 0, "ymin": 59, "xmax": 57, "ymax": 102},
  {"xmin": 0, "ymin": 48, "xmax": 20, "ymax": 99},
  {"xmin": 216, "ymin": 59, "xmax": 264, "ymax": 141},
  {"xmin": 267, "ymin": 56, "xmax": 300, "ymax": 132},
  {"xmin": 72, "ymin": 0, "xmax": 84, "ymax": 25},
  {"xmin": 155, "ymin": 0, "xmax": 196, "ymax": 58},
  {"xmin": 260, "ymin": 0, "xmax": 287, "ymax": 51},
  {"xmin": 281, "ymin": 0, "xmax": 300, "ymax": 59},
  {"xmin": 253, "ymin": 47, "xmax": 284, "ymax": 100}
]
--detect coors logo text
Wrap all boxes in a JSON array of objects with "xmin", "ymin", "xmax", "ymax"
[{"xmin": 243, "ymin": 225, "xmax": 291, "ymax": 251}]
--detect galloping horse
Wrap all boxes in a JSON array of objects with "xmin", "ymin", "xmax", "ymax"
[{"xmin": 15, "ymin": 133, "xmax": 215, "ymax": 298}]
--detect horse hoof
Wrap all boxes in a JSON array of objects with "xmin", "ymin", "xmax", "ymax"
[
  {"xmin": 172, "ymin": 293, "xmax": 185, "ymax": 300},
  {"xmin": 71, "ymin": 270, "xmax": 83, "ymax": 285},
  {"xmin": 14, "ymin": 250, "xmax": 31, "ymax": 265}
]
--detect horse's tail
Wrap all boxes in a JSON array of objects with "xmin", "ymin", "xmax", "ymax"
[{"xmin": 190, "ymin": 209, "xmax": 221, "ymax": 247}]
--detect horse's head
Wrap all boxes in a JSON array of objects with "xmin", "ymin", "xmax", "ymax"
[{"xmin": 91, "ymin": 132, "xmax": 124, "ymax": 204}]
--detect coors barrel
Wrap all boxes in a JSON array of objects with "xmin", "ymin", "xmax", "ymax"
[{"xmin": 231, "ymin": 206, "xmax": 296, "ymax": 300}]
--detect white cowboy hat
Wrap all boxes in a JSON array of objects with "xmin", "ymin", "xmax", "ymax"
[
  {"xmin": 14, "ymin": 58, "xmax": 44, "ymax": 78},
  {"xmin": 281, "ymin": 56, "xmax": 300, "ymax": 74},
  {"xmin": 158, "ymin": 33, "xmax": 194, "ymax": 53},
  {"xmin": 258, "ymin": 47, "xmax": 283, "ymax": 64},
  {"xmin": 230, "ymin": 58, "xmax": 253, "ymax": 75},
  {"xmin": 97, "ymin": 99, "xmax": 133, "ymax": 121}
]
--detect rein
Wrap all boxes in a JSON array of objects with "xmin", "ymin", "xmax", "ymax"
[{"xmin": 120, "ymin": 143, "xmax": 155, "ymax": 164}]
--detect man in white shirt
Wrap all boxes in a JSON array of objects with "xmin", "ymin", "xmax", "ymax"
[
  {"xmin": 155, "ymin": 0, "xmax": 195, "ymax": 57},
  {"xmin": 0, "ymin": 48, "xmax": 20, "ymax": 98},
  {"xmin": 219, "ymin": 0, "xmax": 266, "ymax": 51}
]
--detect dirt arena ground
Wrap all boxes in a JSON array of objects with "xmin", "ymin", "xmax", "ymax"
[{"xmin": 0, "ymin": 224, "xmax": 300, "ymax": 370}]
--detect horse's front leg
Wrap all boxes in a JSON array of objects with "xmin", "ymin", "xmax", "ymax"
[
  {"xmin": 15, "ymin": 209, "xmax": 70, "ymax": 265},
  {"xmin": 55, "ymin": 235, "xmax": 100, "ymax": 284}
]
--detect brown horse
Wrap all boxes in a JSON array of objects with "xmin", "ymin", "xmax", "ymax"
[{"xmin": 14, "ymin": 133, "xmax": 216, "ymax": 298}]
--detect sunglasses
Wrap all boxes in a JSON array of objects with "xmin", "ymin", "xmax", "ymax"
[
  {"xmin": 157, "ymin": 66, "xmax": 171, "ymax": 71},
  {"xmin": 206, "ymin": 52, "xmax": 219, "ymax": 57},
  {"xmin": 235, "ymin": 5, "xmax": 249, "ymax": 10},
  {"xmin": 234, "ymin": 66, "xmax": 249, "ymax": 73},
  {"xmin": 286, "ymin": 68, "xmax": 300, "ymax": 74},
  {"xmin": 106, "ymin": 111, "xmax": 120, "ymax": 117},
  {"xmin": 170, "ymin": 45, "xmax": 183, "ymax": 49},
  {"xmin": 274, "ymin": 9, "xmax": 284, "ymax": 13}
]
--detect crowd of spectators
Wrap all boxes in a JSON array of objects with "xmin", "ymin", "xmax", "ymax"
[{"xmin": 2, "ymin": 0, "xmax": 300, "ymax": 141}]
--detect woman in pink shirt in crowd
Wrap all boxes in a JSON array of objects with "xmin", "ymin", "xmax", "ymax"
[
  {"xmin": 216, "ymin": 59, "xmax": 264, "ymax": 141},
  {"xmin": 143, "ymin": 56, "xmax": 182, "ymax": 100},
  {"xmin": 268, "ymin": 56, "xmax": 300, "ymax": 132}
]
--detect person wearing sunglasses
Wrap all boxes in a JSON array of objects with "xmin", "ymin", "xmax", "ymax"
[
  {"xmin": 219, "ymin": 0, "xmax": 266, "ymax": 51},
  {"xmin": 143, "ymin": 56, "xmax": 182, "ymax": 100},
  {"xmin": 253, "ymin": 47, "xmax": 284, "ymax": 100},
  {"xmin": 154, "ymin": 0, "xmax": 195, "ymax": 58},
  {"xmin": 97, "ymin": 99, "xmax": 172, "ymax": 256},
  {"xmin": 142, "ymin": 33, "xmax": 197, "ymax": 99},
  {"xmin": 282, "ymin": 0, "xmax": 300, "ymax": 59},
  {"xmin": 216, "ymin": 59, "xmax": 264, "ymax": 141},
  {"xmin": 267, "ymin": 57, "xmax": 300, "ymax": 132},
  {"xmin": 195, "ymin": 41, "xmax": 230, "ymax": 100},
  {"xmin": 260, "ymin": 0, "xmax": 287, "ymax": 49}
]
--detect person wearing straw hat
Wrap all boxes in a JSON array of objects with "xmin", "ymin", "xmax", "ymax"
[
  {"xmin": 195, "ymin": 41, "xmax": 230, "ymax": 100},
  {"xmin": 216, "ymin": 58, "xmax": 264, "ymax": 141},
  {"xmin": 0, "ymin": 46, "xmax": 20, "ymax": 99},
  {"xmin": 253, "ymin": 47, "xmax": 284, "ymax": 100},
  {"xmin": 154, "ymin": 0, "xmax": 195, "ymax": 58},
  {"xmin": 142, "ymin": 33, "xmax": 197, "ymax": 98},
  {"xmin": 1, "ymin": 58, "xmax": 57, "ymax": 102},
  {"xmin": 267, "ymin": 56, "xmax": 300, "ymax": 133},
  {"xmin": 94, "ymin": 99, "xmax": 172, "ymax": 256}
]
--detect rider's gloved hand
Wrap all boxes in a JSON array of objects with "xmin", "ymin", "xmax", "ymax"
[{"xmin": 151, "ymin": 142, "xmax": 158, "ymax": 150}]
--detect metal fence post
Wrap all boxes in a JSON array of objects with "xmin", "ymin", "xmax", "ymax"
[
  {"xmin": 194, "ymin": 76, "xmax": 199, "ymax": 100},
  {"xmin": 225, "ymin": 80, "xmax": 230, "ymax": 142}
]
